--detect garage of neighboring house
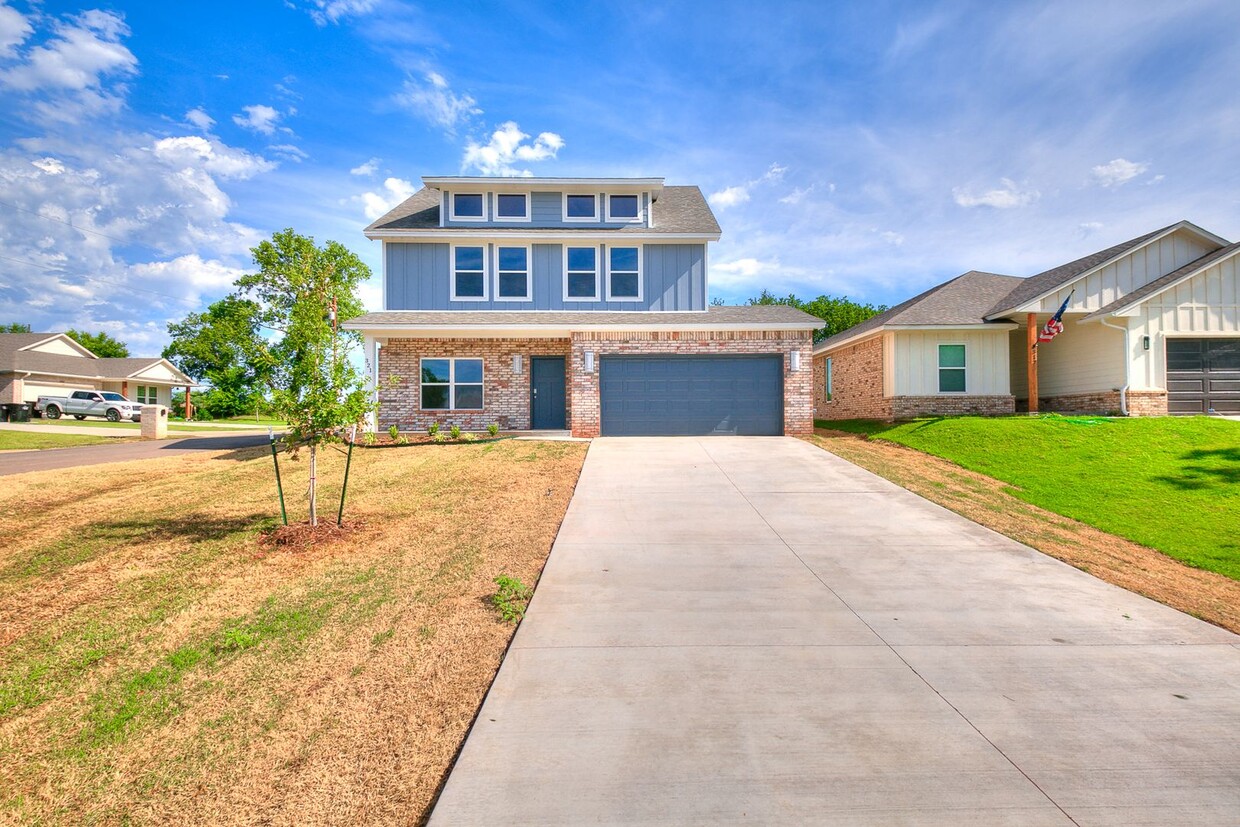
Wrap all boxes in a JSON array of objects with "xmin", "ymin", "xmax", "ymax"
[
  {"xmin": 598, "ymin": 354, "xmax": 784, "ymax": 436},
  {"xmin": 1165, "ymin": 338, "xmax": 1240, "ymax": 414}
]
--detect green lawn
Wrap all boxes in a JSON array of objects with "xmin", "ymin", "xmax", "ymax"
[
  {"xmin": 817, "ymin": 415, "xmax": 1240, "ymax": 580},
  {"xmin": 0, "ymin": 431, "xmax": 121, "ymax": 450}
]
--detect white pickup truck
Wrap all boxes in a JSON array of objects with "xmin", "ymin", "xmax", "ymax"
[{"xmin": 36, "ymin": 390, "xmax": 144, "ymax": 422}]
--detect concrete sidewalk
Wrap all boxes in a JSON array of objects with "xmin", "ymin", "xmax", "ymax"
[{"xmin": 429, "ymin": 437, "xmax": 1240, "ymax": 826}]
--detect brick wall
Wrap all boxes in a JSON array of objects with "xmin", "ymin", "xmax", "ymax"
[
  {"xmin": 813, "ymin": 336, "xmax": 891, "ymax": 421},
  {"xmin": 0, "ymin": 375, "xmax": 17, "ymax": 404},
  {"xmin": 569, "ymin": 329, "xmax": 814, "ymax": 438},
  {"xmin": 377, "ymin": 337, "xmax": 570, "ymax": 432},
  {"xmin": 891, "ymin": 395, "xmax": 1015, "ymax": 419},
  {"xmin": 1126, "ymin": 390, "xmax": 1168, "ymax": 416},
  {"xmin": 1035, "ymin": 391, "xmax": 1123, "ymax": 415}
]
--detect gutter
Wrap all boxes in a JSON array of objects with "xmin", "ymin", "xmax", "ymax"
[{"xmin": 1098, "ymin": 317, "xmax": 1130, "ymax": 416}]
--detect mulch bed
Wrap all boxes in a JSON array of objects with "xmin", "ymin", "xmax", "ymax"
[{"xmin": 259, "ymin": 519, "xmax": 362, "ymax": 549}]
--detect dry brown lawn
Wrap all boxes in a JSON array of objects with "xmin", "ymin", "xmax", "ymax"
[
  {"xmin": 806, "ymin": 429, "xmax": 1240, "ymax": 635},
  {"xmin": 0, "ymin": 438, "xmax": 587, "ymax": 826}
]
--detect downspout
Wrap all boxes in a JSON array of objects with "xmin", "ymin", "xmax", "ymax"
[{"xmin": 1099, "ymin": 317, "xmax": 1129, "ymax": 416}]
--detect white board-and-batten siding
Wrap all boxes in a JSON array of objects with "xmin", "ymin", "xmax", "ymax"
[{"xmin": 889, "ymin": 330, "xmax": 1010, "ymax": 397}]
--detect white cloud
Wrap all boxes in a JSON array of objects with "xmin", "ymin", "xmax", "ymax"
[
  {"xmin": 31, "ymin": 156, "xmax": 66, "ymax": 174},
  {"xmin": 267, "ymin": 143, "xmax": 308, "ymax": 162},
  {"xmin": 185, "ymin": 107, "xmax": 215, "ymax": 131},
  {"xmin": 354, "ymin": 176, "xmax": 417, "ymax": 220},
  {"xmin": 306, "ymin": 0, "xmax": 379, "ymax": 26},
  {"xmin": 1078, "ymin": 221, "xmax": 1104, "ymax": 237},
  {"xmin": 0, "ymin": 1, "xmax": 33, "ymax": 58},
  {"xmin": 952, "ymin": 178, "xmax": 1040, "ymax": 209},
  {"xmin": 394, "ymin": 71, "xmax": 480, "ymax": 132},
  {"xmin": 232, "ymin": 104, "xmax": 282, "ymax": 135},
  {"xmin": 1090, "ymin": 158, "xmax": 1149, "ymax": 187},
  {"xmin": 128, "ymin": 254, "xmax": 245, "ymax": 295},
  {"xmin": 350, "ymin": 157, "xmax": 380, "ymax": 176},
  {"xmin": 152, "ymin": 135, "xmax": 275, "ymax": 179},
  {"xmin": 709, "ymin": 163, "xmax": 788, "ymax": 209},
  {"xmin": 779, "ymin": 185, "xmax": 815, "ymax": 205},
  {"xmin": 461, "ymin": 122, "xmax": 564, "ymax": 176}
]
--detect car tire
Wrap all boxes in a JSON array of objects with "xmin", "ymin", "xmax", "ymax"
[
  {"xmin": 46, "ymin": 405, "xmax": 62, "ymax": 419},
  {"xmin": 74, "ymin": 414, "xmax": 86, "ymax": 420},
  {"xmin": 106, "ymin": 408, "xmax": 121, "ymax": 422}
]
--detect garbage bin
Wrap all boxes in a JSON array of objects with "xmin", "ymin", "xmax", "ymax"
[{"xmin": 9, "ymin": 403, "xmax": 31, "ymax": 423}]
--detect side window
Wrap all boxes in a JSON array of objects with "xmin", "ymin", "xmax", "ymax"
[
  {"xmin": 452, "ymin": 245, "xmax": 487, "ymax": 300},
  {"xmin": 938, "ymin": 344, "xmax": 966, "ymax": 393},
  {"xmin": 825, "ymin": 357, "xmax": 833, "ymax": 401}
]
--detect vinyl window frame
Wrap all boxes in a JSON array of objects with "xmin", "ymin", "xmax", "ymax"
[
  {"xmin": 419, "ymin": 357, "xmax": 485, "ymax": 411},
  {"xmin": 494, "ymin": 244, "xmax": 533, "ymax": 302},
  {"xmin": 824, "ymin": 357, "xmax": 833, "ymax": 402},
  {"xmin": 493, "ymin": 192, "xmax": 531, "ymax": 223},
  {"xmin": 937, "ymin": 343, "xmax": 967, "ymax": 394},
  {"xmin": 562, "ymin": 245, "xmax": 601, "ymax": 302},
  {"xmin": 448, "ymin": 192, "xmax": 487, "ymax": 222},
  {"xmin": 136, "ymin": 385, "xmax": 159, "ymax": 405},
  {"xmin": 605, "ymin": 192, "xmax": 643, "ymax": 223},
  {"xmin": 562, "ymin": 192, "xmax": 599, "ymax": 223},
  {"xmin": 605, "ymin": 244, "xmax": 643, "ymax": 302},
  {"xmin": 450, "ymin": 243, "xmax": 489, "ymax": 302}
]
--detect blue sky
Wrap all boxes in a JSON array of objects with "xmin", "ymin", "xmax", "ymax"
[{"xmin": 1, "ymin": 0, "xmax": 1239, "ymax": 353}]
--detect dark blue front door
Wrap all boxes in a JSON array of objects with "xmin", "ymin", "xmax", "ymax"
[{"xmin": 531, "ymin": 356, "xmax": 567, "ymax": 429}]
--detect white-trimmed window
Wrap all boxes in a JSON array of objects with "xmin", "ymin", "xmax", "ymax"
[
  {"xmin": 823, "ymin": 358, "xmax": 833, "ymax": 402},
  {"xmin": 496, "ymin": 245, "xmax": 532, "ymax": 301},
  {"xmin": 449, "ymin": 192, "xmax": 486, "ymax": 221},
  {"xmin": 494, "ymin": 193, "xmax": 529, "ymax": 222},
  {"xmin": 563, "ymin": 193, "xmax": 599, "ymax": 222},
  {"xmin": 607, "ymin": 246, "xmax": 642, "ymax": 300},
  {"xmin": 564, "ymin": 246, "xmax": 599, "ymax": 301},
  {"xmin": 136, "ymin": 385, "xmax": 158, "ymax": 404},
  {"xmin": 606, "ymin": 193, "xmax": 642, "ymax": 222},
  {"xmin": 451, "ymin": 245, "xmax": 487, "ymax": 300},
  {"xmin": 420, "ymin": 358, "xmax": 484, "ymax": 410},
  {"xmin": 938, "ymin": 344, "xmax": 966, "ymax": 393}
]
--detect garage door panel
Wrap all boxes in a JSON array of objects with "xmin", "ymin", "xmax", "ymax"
[
  {"xmin": 600, "ymin": 355, "xmax": 784, "ymax": 436},
  {"xmin": 1166, "ymin": 337, "xmax": 1240, "ymax": 415}
]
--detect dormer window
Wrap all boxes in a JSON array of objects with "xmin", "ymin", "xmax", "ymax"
[
  {"xmin": 606, "ymin": 194, "xmax": 641, "ymax": 222},
  {"xmin": 450, "ymin": 193, "xmax": 485, "ymax": 221},
  {"xmin": 495, "ymin": 193, "xmax": 529, "ymax": 221},
  {"xmin": 564, "ymin": 193, "xmax": 599, "ymax": 222}
]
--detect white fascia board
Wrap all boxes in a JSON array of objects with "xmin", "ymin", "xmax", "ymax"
[
  {"xmin": 423, "ymin": 176, "xmax": 664, "ymax": 195},
  {"xmin": 19, "ymin": 334, "xmax": 99, "ymax": 358},
  {"xmin": 344, "ymin": 322, "xmax": 822, "ymax": 338},
  {"xmin": 364, "ymin": 229, "xmax": 719, "ymax": 242},
  {"xmin": 811, "ymin": 323, "xmax": 1016, "ymax": 355}
]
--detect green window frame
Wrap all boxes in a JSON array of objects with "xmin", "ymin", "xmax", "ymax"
[
  {"xmin": 136, "ymin": 386, "xmax": 158, "ymax": 404},
  {"xmin": 938, "ymin": 344, "xmax": 966, "ymax": 393}
]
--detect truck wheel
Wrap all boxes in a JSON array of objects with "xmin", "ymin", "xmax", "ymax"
[
  {"xmin": 46, "ymin": 405, "xmax": 62, "ymax": 419},
  {"xmin": 74, "ymin": 414, "xmax": 86, "ymax": 420},
  {"xmin": 106, "ymin": 408, "xmax": 121, "ymax": 422}
]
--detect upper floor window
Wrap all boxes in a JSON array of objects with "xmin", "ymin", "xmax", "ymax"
[
  {"xmin": 564, "ymin": 246, "xmax": 599, "ymax": 301},
  {"xmin": 938, "ymin": 344, "xmax": 966, "ymax": 393},
  {"xmin": 495, "ymin": 193, "xmax": 529, "ymax": 221},
  {"xmin": 496, "ymin": 246, "xmax": 531, "ymax": 301},
  {"xmin": 564, "ymin": 193, "xmax": 598, "ymax": 222},
  {"xmin": 452, "ymin": 245, "xmax": 487, "ymax": 300},
  {"xmin": 606, "ymin": 194, "xmax": 641, "ymax": 222},
  {"xmin": 607, "ymin": 246, "xmax": 641, "ymax": 300},
  {"xmin": 450, "ymin": 193, "xmax": 485, "ymax": 221}
]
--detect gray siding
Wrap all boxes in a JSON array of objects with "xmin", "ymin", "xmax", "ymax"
[
  {"xmin": 385, "ymin": 241, "xmax": 706, "ymax": 311},
  {"xmin": 440, "ymin": 191, "xmax": 651, "ymax": 229}
]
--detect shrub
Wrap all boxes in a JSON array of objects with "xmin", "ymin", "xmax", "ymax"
[
  {"xmin": 449, "ymin": 424, "xmax": 462, "ymax": 439},
  {"xmin": 461, "ymin": 432, "xmax": 478, "ymax": 443},
  {"xmin": 491, "ymin": 575, "xmax": 533, "ymax": 623},
  {"xmin": 362, "ymin": 431, "xmax": 377, "ymax": 445},
  {"xmin": 428, "ymin": 422, "xmax": 440, "ymax": 436},
  {"xmin": 487, "ymin": 422, "xmax": 500, "ymax": 437},
  {"xmin": 431, "ymin": 432, "xmax": 448, "ymax": 444},
  {"xmin": 388, "ymin": 424, "xmax": 399, "ymax": 441}
]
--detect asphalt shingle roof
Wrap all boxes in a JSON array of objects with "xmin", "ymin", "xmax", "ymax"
[
  {"xmin": 346, "ymin": 305, "xmax": 822, "ymax": 329},
  {"xmin": 1082, "ymin": 242, "xmax": 1240, "ymax": 321},
  {"xmin": 814, "ymin": 271, "xmax": 1023, "ymax": 352},
  {"xmin": 0, "ymin": 333, "xmax": 189, "ymax": 382},
  {"xmin": 365, "ymin": 186, "xmax": 721, "ymax": 235}
]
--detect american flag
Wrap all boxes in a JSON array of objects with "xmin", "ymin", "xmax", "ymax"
[{"xmin": 1038, "ymin": 292, "xmax": 1074, "ymax": 344}]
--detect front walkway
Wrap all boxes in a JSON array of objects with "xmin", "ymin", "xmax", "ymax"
[{"xmin": 430, "ymin": 437, "xmax": 1240, "ymax": 826}]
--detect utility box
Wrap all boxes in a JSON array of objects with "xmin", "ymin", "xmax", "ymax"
[{"xmin": 141, "ymin": 405, "xmax": 168, "ymax": 440}]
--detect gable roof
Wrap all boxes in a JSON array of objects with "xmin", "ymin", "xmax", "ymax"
[
  {"xmin": 984, "ymin": 220, "xmax": 1229, "ymax": 319},
  {"xmin": 0, "ymin": 332, "xmax": 98, "ymax": 359},
  {"xmin": 1082, "ymin": 241, "xmax": 1240, "ymax": 322},
  {"xmin": 364, "ymin": 186, "xmax": 721, "ymax": 236},
  {"xmin": 814, "ymin": 271, "xmax": 1023, "ymax": 353},
  {"xmin": 0, "ymin": 334, "xmax": 192, "ymax": 384}
]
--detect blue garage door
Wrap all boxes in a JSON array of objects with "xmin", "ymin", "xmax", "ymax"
[{"xmin": 599, "ymin": 355, "xmax": 784, "ymax": 436}]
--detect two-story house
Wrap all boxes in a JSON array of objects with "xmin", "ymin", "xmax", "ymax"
[{"xmin": 343, "ymin": 176, "xmax": 822, "ymax": 437}]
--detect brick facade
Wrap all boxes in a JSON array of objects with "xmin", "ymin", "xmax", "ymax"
[
  {"xmin": 813, "ymin": 336, "xmax": 891, "ymax": 421},
  {"xmin": 377, "ymin": 337, "xmax": 570, "ymax": 432},
  {"xmin": 1126, "ymin": 390, "xmax": 1168, "ymax": 416},
  {"xmin": 0, "ymin": 375, "xmax": 17, "ymax": 404},
  {"xmin": 1024, "ymin": 390, "xmax": 1168, "ymax": 417},
  {"xmin": 891, "ymin": 395, "xmax": 1015, "ymax": 418},
  {"xmin": 568, "ymin": 329, "xmax": 814, "ymax": 438}
]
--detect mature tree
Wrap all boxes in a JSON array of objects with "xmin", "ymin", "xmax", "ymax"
[
  {"xmin": 65, "ymin": 329, "xmax": 130, "ymax": 357},
  {"xmin": 236, "ymin": 229, "xmax": 373, "ymax": 526},
  {"xmin": 164, "ymin": 296, "xmax": 268, "ymax": 419},
  {"xmin": 747, "ymin": 290, "xmax": 887, "ymax": 342},
  {"xmin": 1, "ymin": 322, "xmax": 32, "ymax": 333}
]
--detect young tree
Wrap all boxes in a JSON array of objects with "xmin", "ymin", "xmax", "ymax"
[
  {"xmin": 164, "ymin": 296, "xmax": 269, "ymax": 418},
  {"xmin": 1, "ymin": 322, "xmax": 32, "ymax": 333},
  {"xmin": 747, "ymin": 290, "xmax": 887, "ymax": 342},
  {"xmin": 65, "ymin": 329, "xmax": 130, "ymax": 357},
  {"xmin": 236, "ymin": 229, "xmax": 373, "ymax": 526}
]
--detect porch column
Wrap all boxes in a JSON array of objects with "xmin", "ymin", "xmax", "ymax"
[
  {"xmin": 121, "ymin": 380, "xmax": 128, "ymax": 398},
  {"xmin": 1026, "ymin": 313, "xmax": 1039, "ymax": 413},
  {"xmin": 185, "ymin": 385, "xmax": 193, "ymax": 420}
]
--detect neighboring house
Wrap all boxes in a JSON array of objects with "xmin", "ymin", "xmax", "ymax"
[
  {"xmin": 0, "ymin": 332, "xmax": 194, "ymax": 409},
  {"xmin": 815, "ymin": 220, "xmax": 1240, "ymax": 419},
  {"xmin": 343, "ymin": 176, "xmax": 822, "ymax": 437}
]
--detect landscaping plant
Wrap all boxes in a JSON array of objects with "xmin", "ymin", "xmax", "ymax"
[
  {"xmin": 388, "ymin": 424, "xmax": 399, "ymax": 441},
  {"xmin": 491, "ymin": 575, "xmax": 534, "ymax": 623},
  {"xmin": 487, "ymin": 423, "xmax": 499, "ymax": 437},
  {"xmin": 428, "ymin": 422, "xmax": 440, "ymax": 436},
  {"xmin": 449, "ymin": 424, "xmax": 462, "ymax": 440}
]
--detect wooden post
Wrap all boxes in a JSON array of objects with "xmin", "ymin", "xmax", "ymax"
[
  {"xmin": 121, "ymin": 380, "xmax": 128, "ymax": 399},
  {"xmin": 1026, "ymin": 313, "xmax": 1039, "ymax": 413},
  {"xmin": 185, "ymin": 385, "xmax": 193, "ymax": 420}
]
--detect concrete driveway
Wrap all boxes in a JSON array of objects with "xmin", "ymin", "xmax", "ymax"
[{"xmin": 430, "ymin": 437, "xmax": 1240, "ymax": 826}]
